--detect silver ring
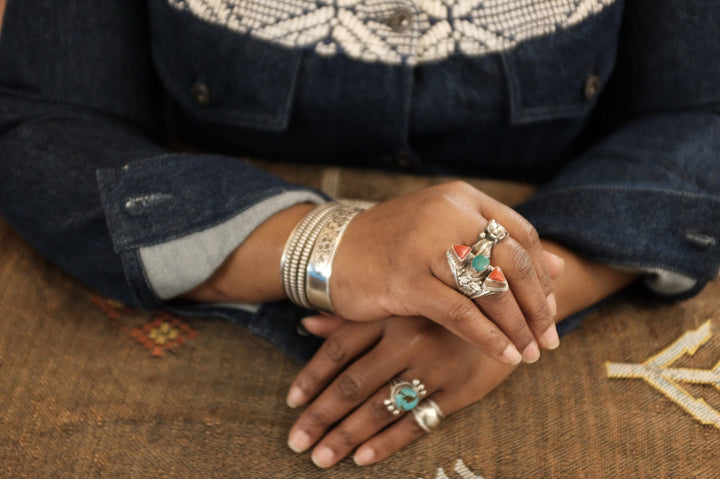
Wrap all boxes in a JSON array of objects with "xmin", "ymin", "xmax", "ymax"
[
  {"xmin": 446, "ymin": 219, "xmax": 509, "ymax": 299},
  {"xmin": 412, "ymin": 398, "xmax": 445, "ymax": 433},
  {"xmin": 383, "ymin": 378, "xmax": 427, "ymax": 416}
]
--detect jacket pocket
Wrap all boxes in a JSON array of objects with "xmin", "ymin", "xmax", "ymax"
[
  {"xmin": 149, "ymin": 1, "xmax": 302, "ymax": 132},
  {"xmin": 502, "ymin": 4, "xmax": 622, "ymax": 125}
]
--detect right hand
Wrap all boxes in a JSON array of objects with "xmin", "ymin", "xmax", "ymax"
[{"xmin": 330, "ymin": 181, "xmax": 563, "ymax": 364}]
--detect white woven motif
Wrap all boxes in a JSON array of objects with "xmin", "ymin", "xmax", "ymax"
[{"xmin": 169, "ymin": 0, "xmax": 615, "ymax": 65}]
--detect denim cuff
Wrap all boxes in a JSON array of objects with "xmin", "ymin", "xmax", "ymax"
[
  {"xmin": 517, "ymin": 186, "xmax": 720, "ymax": 295},
  {"xmin": 96, "ymin": 153, "xmax": 329, "ymax": 310},
  {"xmin": 139, "ymin": 190, "xmax": 326, "ymax": 299}
]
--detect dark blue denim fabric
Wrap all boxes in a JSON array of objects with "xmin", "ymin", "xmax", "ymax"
[{"xmin": 0, "ymin": 0, "xmax": 719, "ymax": 362}]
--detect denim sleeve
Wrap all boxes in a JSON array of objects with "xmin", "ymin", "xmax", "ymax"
[
  {"xmin": 0, "ymin": 0, "xmax": 325, "ymax": 362},
  {"xmin": 516, "ymin": 1, "xmax": 720, "ymax": 298}
]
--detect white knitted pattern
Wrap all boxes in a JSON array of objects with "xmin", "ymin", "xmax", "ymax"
[{"xmin": 169, "ymin": 0, "xmax": 615, "ymax": 65}]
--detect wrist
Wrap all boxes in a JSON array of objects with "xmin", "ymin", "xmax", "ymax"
[
  {"xmin": 541, "ymin": 240, "xmax": 638, "ymax": 321},
  {"xmin": 183, "ymin": 202, "xmax": 316, "ymax": 303},
  {"xmin": 281, "ymin": 200, "xmax": 375, "ymax": 311}
]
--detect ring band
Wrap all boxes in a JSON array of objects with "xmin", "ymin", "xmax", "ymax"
[
  {"xmin": 446, "ymin": 219, "xmax": 509, "ymax": 299},
  {"xmin": 383, "ymin": 378, "xmax": 427, "ymax": 416},
  {"xmin": 412, "ymin": 398, "xmax": 445, "ymax": 433}
]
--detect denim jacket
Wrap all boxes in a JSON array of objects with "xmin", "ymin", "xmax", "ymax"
[{"xmin": 1, "ymin": 0, "xmax": 719, "ymax": 361}]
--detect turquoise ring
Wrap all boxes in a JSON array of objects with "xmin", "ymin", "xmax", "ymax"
[{"xmin": 383, "ymin": 378, "xmax": 427, "ymax": 416}]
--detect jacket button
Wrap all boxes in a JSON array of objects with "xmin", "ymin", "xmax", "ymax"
[
  {"xmin": 191, "ymin": 81, "xmax": 212, "ymax": 106},
  {"xmin": 389, "ymin": 7, "xmax": 413, "ymax": 33},
  {"xmin": 583, "ymin": 74, "xmax": 601, "ymax": 100}
]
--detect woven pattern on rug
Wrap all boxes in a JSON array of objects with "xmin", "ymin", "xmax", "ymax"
[{"xmin": 1, "ymin": 166, "xmax": 719, "ymax": 478}]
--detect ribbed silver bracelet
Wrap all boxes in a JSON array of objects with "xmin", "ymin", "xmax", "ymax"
[
  {"xmin": 281, "ymin": 200, "xmax": 374, "ymax": 312},
  {"xmin": 306, "ymin": 200, "xmax": 375, "ymax": 312},
  {"xmin": 281, "ymin": 202, "xmax": 334, "ymax": 305}
]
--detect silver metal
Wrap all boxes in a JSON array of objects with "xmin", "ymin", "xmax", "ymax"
[
  {"xmin": 446, "ymin": 219, "xmax": 509, "ymax": 299},
  {"xmin": 305, "ymin": 200, "xmax": 375, "ymax": 312},
  {"xmin": 295, "ymin": 205, "xmax": 338, "ymax": 309},
  {"xmin": 281, "ymin": 203, "xmax": 335, "ymax": 306},
  {"xmin": 471, "ymin": 219, "xmax": 508, "ymax": 258},
  {"xmin": 412, "ymin": 398, "xmax": 445, "ymax": 433},
  {"xmin": 383, "ymin": 378, "xmax": 427, "ymax": 416}
]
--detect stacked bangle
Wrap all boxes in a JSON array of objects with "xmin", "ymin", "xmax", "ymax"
[{"xmin": 281, "ymin": 200, "xmax": 375, "ymax": 312}]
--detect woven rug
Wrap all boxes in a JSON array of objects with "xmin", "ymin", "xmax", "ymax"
[{"xmin": 1, "ymin": 166, "xmax": 719, "ymax": 478}]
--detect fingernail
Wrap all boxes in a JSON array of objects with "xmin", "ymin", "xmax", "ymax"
[
  {"xmin": 354, "ymin": 448, "xmax": 375, "ymax": 466},
  {"xmin": 296, "ymin": 322, "xmax": 310, "ymax": 336},
  {"xmin": 311, "ymin": 447, "xmax": 335, "ymax": 468},
  {"xmin": 501, "ymin": 344, "xmax": 522, "ymax": 365},
  {"xmin": 522, "ymin": 342, "xmax": 540, "ymax": 364},
  {"xmin": 546, "ymin": 292, "xmax": 557, "ymax": 316},
  {"xmin": 286, "ymin": 387, "xmax": 304, "ymax": 408},
  {"xmin": 544, "ymin": 251, "xmax": 565, "ymax": 270},
  {"xmin": 288, "ymin": 429, "xmax": 312, "ymax": 453},
  {"xmin": 541, "ymin": 325, "xmax": 560, "ymax": 350}
]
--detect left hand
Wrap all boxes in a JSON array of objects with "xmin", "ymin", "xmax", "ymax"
[
  {"xmin": 285, "ymin": 316, "xmax": 517, "ymax": 468},
  {"xmin": 285, "ymin": 240, "xmax": 638, "ymax": 468}
]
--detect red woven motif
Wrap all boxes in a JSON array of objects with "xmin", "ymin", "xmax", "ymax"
[{"xmin": 91, "ymin": 295, "xmax": 198, "ymax": 357}]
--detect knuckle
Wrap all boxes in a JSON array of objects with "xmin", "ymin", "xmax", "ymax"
[
  {"xmin": 296, "ymin": 372, "xmax": 321, "ymax": 396},
  {"xmin": 529, "ymin": 298, "xmax": 553, "ymax": 323},
  {"xmin": 511, "ymin": 317, "xmax": 530, "ymax": 338},
  {"xmin": 446, "ymin": 301, "xmax": 477, "ymax": 330},
  {"xmin": 422, "ymin": 191, "xmax": 453, "ymax": 214},
  {"xmin": 468, "ymin": 321, "xmax": 505, "ymax": 354},
  {"xmin": 513, "ymin": 216, "xmax": 540, "ymax": 247},
  {"xmin": 512, "ymin": 247, "xmax": 535, "ymax": 279},
  {"xmin": 334, "ymin": 428, "xmax": 358, "ymax": 448},
  {"xmin": 305, "ymin": 408, "xmax": 330, "ymax": 429},
  {"xmin": 480, "ymin": 324, "xmax": 502, "ymax": 349},
  {"xmin": 322, "ymin": 336, "xmax": 347, "ymax": 364},
  {"xmin": 447, "ymin": 180, "xmax": 474, "ymax": 194},
  {"xmin": 335, "ymin": 373, "xmax": 363, "ymax": 403}
]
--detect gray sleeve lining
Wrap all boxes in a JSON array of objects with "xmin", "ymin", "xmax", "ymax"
[{"xmin": 139, "ymin": 190, "xmax": 327, "ymax": 300}]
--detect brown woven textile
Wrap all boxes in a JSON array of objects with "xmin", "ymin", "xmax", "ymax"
[{"xmin": 1, "ymin": 167, "xmax": 719, "ymax": 478}]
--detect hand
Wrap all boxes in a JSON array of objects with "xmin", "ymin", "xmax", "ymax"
[
  {"xmin": 285, "ymin": 241, "xmax": 637, "ymax": 468},
  {"xmin": 285, "ymin": 316, "xmax": 516, "ymax": 467},
  {"xmin": 186, "ymin": 181, "xmax": 563, "ymax": 364},
  {"xmin": 332, "ymin": 181, "xmax": 562, "ymax": 364}
]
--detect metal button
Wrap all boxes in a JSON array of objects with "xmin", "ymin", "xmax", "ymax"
[
  {"xmin": 191, "ymin": 81, "xmax": 211, "ymax": 106},
  {"xmin": 583, "ymin": 74, "xmax": 601, "ymax": 100},
  {"xmin": 389, "ymin": 7, "xmax": 413, "ymax": 33}
]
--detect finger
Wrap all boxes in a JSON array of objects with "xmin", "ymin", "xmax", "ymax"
[
  {"xmin": 408, "ymin": 277, "xmax": 523, "ymax": 365},
  {"xmin": 301, "ymin": 315, "xmax": 348, "ymax": 338},
  {"xmin": 474, "ymin": 285, "xmax": 540, "ymax": 363},
  {"xmin": 286, "ymin": 321, "xmax": 382, "ymax": 409},
  {"xmin": 353, "ymin": 392, "xmax": 453, "ymax": 466},
  {"xmin": 287, "ymin": 340, "xmax": 406, "ymax": 454},
  {"xmin": 309, "ymin": 371, "xmax": 439, "ymax": 468},
  {"xmin": 356, "ymin": 381, "xmax": 491, "ymax": 466},
  {"xmin": 471, "ymin": 196, "xmax": 554, "ymax": 299},
  {"xmin": 492, "ymin": 237, "xmax": 559, "ymax": 350},
  {"xmin": 543, "ymin": 250, "xmax": 565, "ymax": 279}
]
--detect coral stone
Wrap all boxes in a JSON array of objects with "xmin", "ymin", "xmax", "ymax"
[
  {"xmin": 453, "ymin": 244, "xmax": 472, "ymax": 261},
  {"xmin": 488, "ymin": 267, "xmax": 506, "ymax": 282}
]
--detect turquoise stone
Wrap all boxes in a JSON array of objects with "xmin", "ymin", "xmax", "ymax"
[
  {"xmin": 396, "ymin": 387, "xmax": 420, "ymax": 411},
  {"xmin": 472, "ymin": 254, "xmax": 490, "ymax": 272}
]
